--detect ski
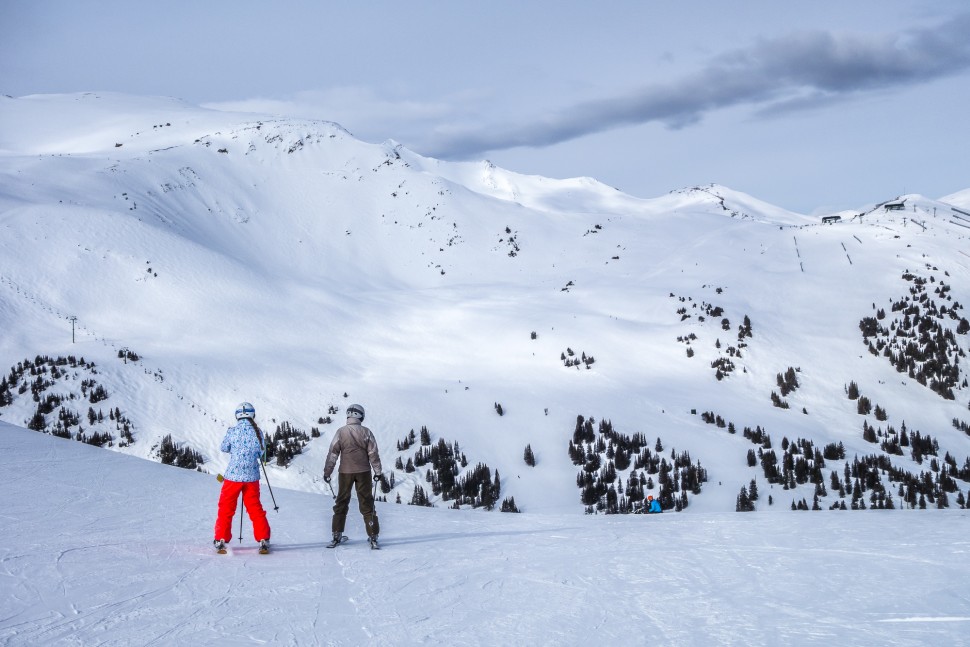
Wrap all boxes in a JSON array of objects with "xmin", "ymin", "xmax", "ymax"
[{"xmin": 326, "ymin": 535, "xmax": 349, "ymax": 548}]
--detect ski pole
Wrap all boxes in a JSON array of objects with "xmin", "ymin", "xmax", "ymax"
[
  {"xmin": 217, "ymin": 474, "xmax": 245, "ymax": 543},
  {"xmin": 327, "ymin": 479, "xmax": 336, "ymax": 499},
  {"xmin": 250, "ymin": 419, "xmax": 280, "ymax": 512},
  {"xmin": 260, "ymin": 461, "xmax": 279, "ymax": 512}
]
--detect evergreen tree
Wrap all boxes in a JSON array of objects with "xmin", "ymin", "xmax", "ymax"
[
  {"xmin": 523, "ymin": 444, "xmax": 536, "ymax": 467},
  {"xmin": 847, "ymin": 381, "xmax": 860, "ymax": 400}
]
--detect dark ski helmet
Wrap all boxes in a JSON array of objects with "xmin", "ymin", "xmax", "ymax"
[
  {"xmin": 235, "ymin": 402, "xmax": 256, "ymax": 420},
  {"xmin": 346, "ymin": 404, "xmax": 365, "ymax": 421}
]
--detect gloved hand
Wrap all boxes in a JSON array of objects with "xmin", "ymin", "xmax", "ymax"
[
  {"xmin": 373, "ymin": 473, "xmax": 381, "ymax": 482},
  {"xmin": 324, "ymin": 475, "xmax": 331, "ymax": 483}
]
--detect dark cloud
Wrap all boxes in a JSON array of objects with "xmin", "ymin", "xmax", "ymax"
[{"xmin": 426, "ymin": 13, "xmax": 970, "ymax": 159}]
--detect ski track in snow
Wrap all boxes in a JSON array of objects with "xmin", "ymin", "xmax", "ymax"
[{"xmin": 3, "ymin": 423, "xmax": 970, "ymax": 645}]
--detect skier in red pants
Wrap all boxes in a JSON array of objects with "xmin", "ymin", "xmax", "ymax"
[{"xmin": 213, "ymin": 402, "xmax": 270, "ymax": 553}]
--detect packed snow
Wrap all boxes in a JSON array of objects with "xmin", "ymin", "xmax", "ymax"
[{"xmin": 3, "ymin": 422, "xmax": 969, "ymax": 646}]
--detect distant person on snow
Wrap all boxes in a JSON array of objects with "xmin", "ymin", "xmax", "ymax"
[
  {"xmin": 213, "ymin": 402, "xmax": 271, "ymax": 553},
  {"xmin": 647, "ymin": 495, "xmax": 662, "ymax": 513},
  {"xmin": 324, "ymin": 404, "xmax": 383, "ymax": 549}
]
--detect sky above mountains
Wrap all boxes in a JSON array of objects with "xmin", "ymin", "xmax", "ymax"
[{"xmin": 2, "ymin": 1, "xmax": 969, "ymax": 214}]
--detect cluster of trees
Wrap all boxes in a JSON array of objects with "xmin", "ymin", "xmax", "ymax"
[
  {"xmin": 860, "ymin": 269, "xmax": 968, "ymax": 400},
  {"xmin": 396, "ymin": 428, "xmax": 418, "ymax": 451},
  {"xmin": 832, "ymin": 452, "xmax": 970, "ymax": 510},
  {"xmin": 712, "ymin": 357, "xmax": 736, "ymax": 381},
  {"xmin": 5, "ymin": 355, "xmax": 96, "ymax": 383},
  {"xmin": 110, "ymin": 406, "xmax": 135, "ymax": 446},
  {"xmin": 671, "ymin": 294, "xmax": 752, "ymax": 380},
  {"xmin": 846, "ymin": 381, "xmax": 887, "ymax": 418},
  {"xmin": 156, "ymin": 434, "xmax": 204, "ymax": 470},
  {"xmin": 500, "ymin": 226, "xmax": 520, "ymax": 257},
  {"xmin": 705, "ymin": 401, "xmax": 970, "ymax": 511},
  {"xmin": 736, "ymin": 478, "xmax": 760, "ymax": 511},
  {"xmin": 315, "ymin": 405, "xmax": 339, "ymax": 426},
  {"xmin": 395, "ymin": 427, "xmax": 503, "ymax": 510},
  {"xmin": 76, "ymin": 430, "xmax": 113, "ymax": 447},
  {"xmin": 737, "ymin": 314, "xmax": 754, "ymax": 342},
  {"xmin": 1, "ymin": 355, "xmax": 136, "ymax": 448},
  {"xmin": 117, "ymin": 349, "xmax": 140, "ymax": 363},
  {"xmin": 81, "ymin": 379, "xmax": 109, "ymax": 403},
  {"xmin": 409, "ymin": 485, "xmax": 433, "ymax": 506},
  {"xmin": 676, "ymin": 332, "xmax": 698, "ymax": 358},
  {"xmin": 776, "ymin": 367, "xmax": 800, "ymax": 396},
  {"xmin": 265, "ymin": 421, "xmax": 310, "ymax": 468},
  {"xmin": 671, "ymin": 293, "xmax": 753, "ymax": 344},
  {"xmin": 862, "ymin": 419, "xmax": 942, "ymax": 463},
  {"xmin": 561, "ymin": 348, "xmax": 595, "ymax": 369},
  {"xmin": 569, "ymin": 415, "xmax": 707, "ymax": 514},
  {"xmin": 757, "ymin": 436, "xmax": 837, "ymax": 491}
]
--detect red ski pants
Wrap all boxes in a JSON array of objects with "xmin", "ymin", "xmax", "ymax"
[{"xmin": 214, "ymin": 479, "xmax": 270, "ymax": 543}]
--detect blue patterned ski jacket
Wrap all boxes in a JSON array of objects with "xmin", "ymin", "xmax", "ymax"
[{"xmin": 220, "ymin": 418, "xmax": 265, "ymax": 482}]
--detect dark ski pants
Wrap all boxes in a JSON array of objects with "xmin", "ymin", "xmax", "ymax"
[
  {"xmin": 332, "ymin": 470, "xmax": 379, "ymax": 538},
  {"xmin": 215, "ymin": 479, "xmax": 270, "ymax": 543}
]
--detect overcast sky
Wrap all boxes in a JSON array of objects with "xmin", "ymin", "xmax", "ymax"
[{"xmin": 2, "ymin": 1, "xmax": 968, "ymax": 213}]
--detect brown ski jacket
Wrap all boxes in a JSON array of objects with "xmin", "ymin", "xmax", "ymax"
[{"xmin": 324, "ymin": 418, "xmax": 383, "ymax": 479}]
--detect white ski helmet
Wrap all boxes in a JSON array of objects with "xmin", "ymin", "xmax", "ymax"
[
  {"xmin": 346, "ymin": 404, "xmax": 365, "ymax": 421},
  {"xmin": 235, "ymin": 402, "xmax": 256, "ymax": 420}
]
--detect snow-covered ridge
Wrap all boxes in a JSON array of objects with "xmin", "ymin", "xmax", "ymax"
[{"xmin": 1, "ymin": 92, "xmax": 970, "ymax": 520}]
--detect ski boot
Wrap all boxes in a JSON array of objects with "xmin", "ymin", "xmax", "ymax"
[
  {"xmin": 368, "ymin": 535, "xmax": 380, "ymax": 550},
  {"xmin": 258, "ymin": 539, "xmax": 270, "ymax": 555},
  {"xmin": 214, "ymin": 539, "xmax": 227, "ymax": 554},
  {"xmin": 327, "ymin": 532, "xmax": 348, "ymax": 549}
]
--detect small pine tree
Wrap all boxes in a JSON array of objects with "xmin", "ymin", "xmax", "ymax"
[
  {"xmin": 523, "ymin": 444, "xmax": 536, "ymax": 467},
  {"xmin": 736, "ymin": 486, "xmax": 754, "ymax": 512},
  {"xmin": 847, "ymin": 381, "xmax": 860, "ymax": 400}
]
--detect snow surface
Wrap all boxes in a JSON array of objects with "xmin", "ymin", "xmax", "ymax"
[
  {"xmin": 3, "ymin": 421, "xmax": 969, "ymax": 646},
  {"xmin": 2, "ymin": 93, "xmax": 970, "ymax": 644}
]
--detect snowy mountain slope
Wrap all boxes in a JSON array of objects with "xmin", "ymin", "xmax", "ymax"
[
  {"xmin": 1, "ymin": 93, "xmax": 970, "ymax": 517},
  {"xmin": 941, "ymin": 188, "xmax": 970, "ymax": 211},
  {"xmin": 3, "ymin": 421, "xmax": 969, "ymax": 647}
]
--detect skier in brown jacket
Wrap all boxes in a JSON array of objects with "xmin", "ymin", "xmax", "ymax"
[{"xmin": 323, "ymin": 404, "xmax": 384, "ymax": 549}]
